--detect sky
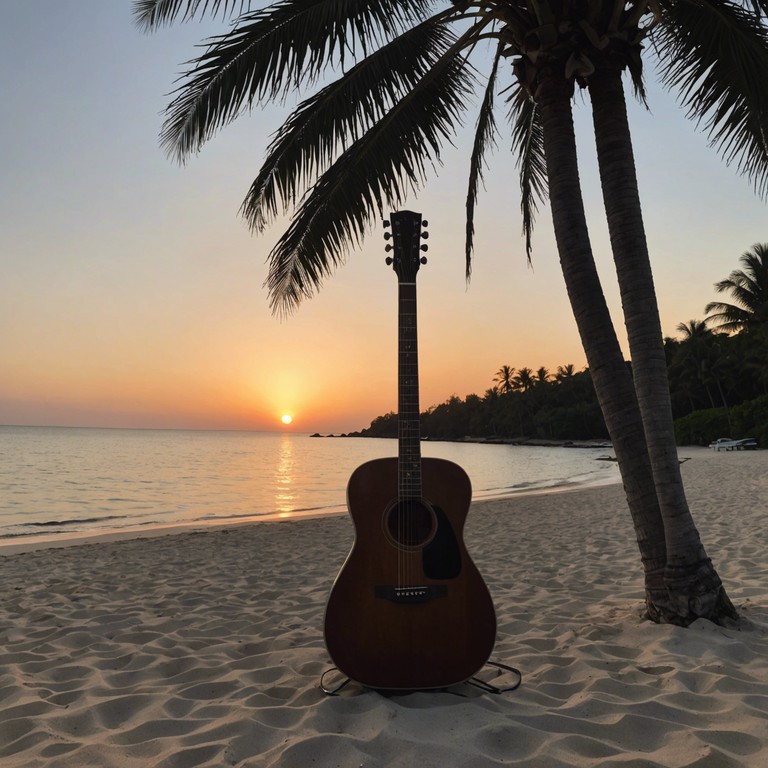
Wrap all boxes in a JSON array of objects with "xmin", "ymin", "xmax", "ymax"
[{"xmin": 1, "ymin": 2, "xmax": 766, "ymax": 434}]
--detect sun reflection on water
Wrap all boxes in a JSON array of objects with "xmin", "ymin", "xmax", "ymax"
[{"xmin": 275, "ymin": 435, "xmax": 296, "ymax": 513}]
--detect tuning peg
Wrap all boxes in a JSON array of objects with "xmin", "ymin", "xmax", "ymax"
[
  {"xmin": 420, "ymin": 256, "xmax": 428, "ymax": 264},
  {"xmin": 384, "ymin": 231, "xmax": 391, "ymax": 240},
  {"xmin": 382, "ymin": 220, "xmax": 390, "ymax": 227},
  {"xmin": 385, "ymin": 244, "xmax": 393, "ymax": 252},
  {"xmin": 420, "ymin": 231, "xmax": 429, "ymax": 239},
  {"xmin": 385, "ymin": 256, "xmax": 393, "ymax": 265},
  {"xmin": 421, "ymin": 220, "xmax": 428, "ymax": 227},
  {"xmin": 420, "ymin": 244, "xmax": 428, "ymax": 252}
]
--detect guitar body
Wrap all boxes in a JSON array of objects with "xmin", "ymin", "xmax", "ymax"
[{"xmin": 324, "ymin": 456, "xmax": 496, "ymax": 690}]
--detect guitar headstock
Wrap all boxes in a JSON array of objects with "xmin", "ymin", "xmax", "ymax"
[{"xmin": 383, "ymin": 210, "xmax": 428, "ymax": 282}]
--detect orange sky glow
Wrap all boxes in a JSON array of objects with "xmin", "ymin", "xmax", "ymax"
[{"xmin": 2, "ymin": 5, "xmax": 766, "ymax": 435}]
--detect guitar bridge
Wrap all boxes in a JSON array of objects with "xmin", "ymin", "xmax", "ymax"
[{"xmin": 374, "ymin": 585, "xmax": 447, "ymax": 604}]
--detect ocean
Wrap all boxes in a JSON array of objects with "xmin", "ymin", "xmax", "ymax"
[{"xmin": 0, "ymin": 426, "xmax": 619, "ymax": 545}]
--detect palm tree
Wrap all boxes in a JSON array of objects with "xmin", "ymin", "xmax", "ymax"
[
  {"xmin": 705, "ymin": 243, "xmax": 768, "ymax": 333},
  {"xmin": 583, "ymin": 3, "xmax": 766, "ymax": 621},
  {"xmin": 534, "ymin": 366, "xmax": 551, "ymax": 387},
  {"xmin": 505, "ymin": 366, "xmax": 534, "ymax": 435},
  {"xmin": 706, "ymin": 244, "xmax": 768, "ymax": 401},
  {"xmin": 531, "ymin": 65, "xmax": 669, "ymax": 617},
  {"xmin": 134, "ymin": 0, "xmax": 768, "ymax": 623},
  {"xmin": 512, "ymin": 367, "xmax": 535, "ymax": 393},
  {"xmin": 674, "ymin": 321, "xmax": 717, "ymax": 409},
  {"xmin": 672, "ymin": 320, "xmax": 732, "ymax": 416},
  {"xmin": 492, "ymin": 365, "xmax": 516, "ymax": 395},
  {"xmin": 743, "ymin": 327, "xmax": 768, "ymax": 395},
  {"xmin": 555, "ymin": 363, "xmax": 576, "ymax": 383}
]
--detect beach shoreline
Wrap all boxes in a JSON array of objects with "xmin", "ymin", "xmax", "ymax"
[
  {"xmin": 1, "ymin": 448, "xmax": 766, "ymax": 767},
  {"xmin": 0, "ymin": 427, "xmax": 624, "ymax": 555},
  {"xmin": 0, "ymin": 451, "xmax": 629, "ymax": 556}
]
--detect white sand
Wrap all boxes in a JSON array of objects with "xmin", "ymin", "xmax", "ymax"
[{"xmin": 0, "ymin": 447, "xmax": 766, "ymax": 767}]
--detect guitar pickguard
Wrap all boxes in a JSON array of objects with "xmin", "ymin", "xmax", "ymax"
[{"xmin": 422, "ymin": 505, "xmax": 462, "ymax": 580}]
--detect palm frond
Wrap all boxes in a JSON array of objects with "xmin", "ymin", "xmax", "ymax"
[
  {"xmin": 465, "ymin": 39, "xmax": 503, "ymax": 281},
  {"xmin": 626, "ymin": 61, "xmax": 649, "ymax": 108},
  {"xmin": 160, "ymin": 0, "xmax": 432, "ymax": 162},
  {"xmin": 240, "ymin": 16, "xmax": 458, "ymax": 234},
  {"xmin": 745, "ymin": 0, "xmax": 768, "ymax": 19},
  {"xmin": 509, "ymin": 85, "xmax": 547, "ymax": 262},
  {"xmin": 265, "ymin": 49, "xmax": 477, "ymax": 314},
  {"xmin": 676, "ymin": 318, "xmax": 711, "ymax": 338},
  {"xmin": 704, "ymin": 243, "xmax": 768, "ymax": 329},
  {"xmin": 717, "ymin": 273, "xmax": 762, "ymax": 307},
  {"xmin": 133, "ymin": 0, "xmax": 251, "ymax": 29},
  {"xmin": 654, "ymin": 0, "xmax": 768, "ymax": 198},
  {"xmin": 703, "ymin": 300, "xmax": 752, "ymax": 332}
]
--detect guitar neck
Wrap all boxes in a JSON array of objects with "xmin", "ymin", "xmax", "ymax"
[
  {"xmin": 385, "ymin": 209, "xmax": 428, "ymax": 500},
  {"xmin": 398, "ymin": 281, "xmax": 422, "ymax": 499}
]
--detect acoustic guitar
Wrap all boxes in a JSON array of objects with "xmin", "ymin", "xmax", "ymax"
[{"xmin": 323, "ymin": 210, "xmax": 496, "ymax": 690}]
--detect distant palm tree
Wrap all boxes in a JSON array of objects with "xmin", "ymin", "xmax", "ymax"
[
  {"xmin": 534, "ymin": 366, "xmax": 551, "ymax": 387},
  {"xmin": 672, "ymin": 320, "xmax": 731, "ymax": 416},
  {"xmin": 556, "ymin": 363, "xmax": 576, "ymax": 383},
  {"xmin": 492, "ymin": 365, "xmax": 516, "ymax": 395},
  {"xmin": 512, "ymin": 367, "xmax": 535, "ymax": 393},
  {"xmin": 705, "ymin": 243, "xmax": 768, "ymax": 333},
  {"xmin": 676, "ymin": 320, "xmax": 710, "ymax": 341},
  {"xmin": 744, "ymin": 328, "xmax": 768, "ymax": 395}
]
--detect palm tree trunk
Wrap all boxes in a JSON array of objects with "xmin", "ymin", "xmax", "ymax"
[
  {"xmin": 535, "ymin": 73, "xmax": 668, "ymax": 616},
  {"xmin": 704, "ymin": 384, "xmax": 716, "ymax": 410},
  {"xmin": 715, "ymin": 379, "xmax": 733, "ymax": 433},
  {"xmin": 587, "ymin": 65, "xmax": 736, "ymax": 624}
]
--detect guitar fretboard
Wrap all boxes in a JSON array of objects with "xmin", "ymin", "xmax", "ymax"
[{"xmin": 398, "ymin": 282, "xmax": 421, "ymax": 499}]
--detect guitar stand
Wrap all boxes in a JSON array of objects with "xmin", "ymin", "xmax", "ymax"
[
  {"xmin": 468, "ymin": 660, "xmax": 522, "ymax": 694},
  {"xmin": 319, "ymin": 661, "xmax": 522, "ymax": 697},
  {"xmin": 319, "ymin": 667, "xmax": 354, "ymax": 696}
]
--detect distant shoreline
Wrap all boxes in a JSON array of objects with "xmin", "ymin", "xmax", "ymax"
[{"xmin": 310, "ymin": 432, "xmax": 613, "ymax": 449}]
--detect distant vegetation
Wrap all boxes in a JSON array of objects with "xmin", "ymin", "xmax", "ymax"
[
  {"xmin": 355, "ymin": 244, "xmax": 768, "ymax": 447},
  {"xmin": 356, "ymin": 365, "xmax": 607, "ymax": 442}
]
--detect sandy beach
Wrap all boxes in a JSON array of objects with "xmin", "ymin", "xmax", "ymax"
[{"xmin": 1, "ymin": 447, "xmax": 766, "ymax": 767}]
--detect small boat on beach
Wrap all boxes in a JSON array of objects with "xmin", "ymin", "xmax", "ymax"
[{"xmin": 708, "ymin": 437, "xmax": 758, "ymax": 451}]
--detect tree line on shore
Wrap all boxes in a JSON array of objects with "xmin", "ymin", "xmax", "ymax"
[{"xmin": 354, "ymin": 244, "xmax": 768, "ymax": 447}]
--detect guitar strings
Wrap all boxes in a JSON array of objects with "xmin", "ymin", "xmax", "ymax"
[
  {"xmin": 399, "ymin": 279, "xmax": 420, "ymax": 589},
  {"xmin": 395, "ymin": 218, "xmax": 423, "ymax": 592}
]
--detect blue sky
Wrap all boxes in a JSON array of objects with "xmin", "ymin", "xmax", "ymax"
[{"xmin": 1, "ymin": 2, "xmax": 766, "ymax": 432}]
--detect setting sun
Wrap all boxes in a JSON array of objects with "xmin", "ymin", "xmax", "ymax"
[{"xmin": 281, "ymin": 414, "xmax": 293, "ymax": 425}]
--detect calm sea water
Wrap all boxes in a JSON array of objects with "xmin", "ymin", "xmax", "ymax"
[{"xmin": 0, "ymin": 426, "xmax": 618, "ymax": 544}]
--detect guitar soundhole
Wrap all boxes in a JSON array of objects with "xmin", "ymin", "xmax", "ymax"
[{"xmin": 384, "ymin": 499, "xmax": 437, "ymax": 549}]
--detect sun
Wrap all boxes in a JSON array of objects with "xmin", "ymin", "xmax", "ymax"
[{"xmin": 281, "ymin": 414, "xmax": 293, "ymax": 425}]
